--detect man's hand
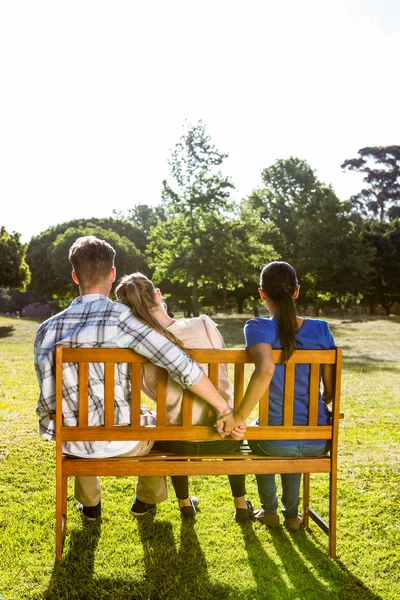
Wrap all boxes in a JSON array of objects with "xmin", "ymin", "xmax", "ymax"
[{"xmin": 214, "ymin": 409, "xmax": 246, "ymax": 438}]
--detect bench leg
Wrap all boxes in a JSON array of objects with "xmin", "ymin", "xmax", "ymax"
[
  {"xmin": 62, "ymin": 476, "xmax": 68, "ymax": 537},
  {"xmin": 302, "ymin": 473, "xmax": 310, "ymax": 528},
  {"xmin": 56, "ymin": 466, "xmax": 67, "ymax": 560},
  {"xmin": 56, "ymin": 476, "xmax": 63, "ymax": 560},
  {"xmin": 329, "ymin": 468, "xmax": 337, "ymax": 558}
]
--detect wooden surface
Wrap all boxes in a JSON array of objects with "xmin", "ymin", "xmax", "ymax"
[{"xmin": 54, "ymin": 344, "xmax": 342, "ymax": 560}]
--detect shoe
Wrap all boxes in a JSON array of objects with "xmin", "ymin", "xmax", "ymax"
[
  {"xmin": 130, "ymin": 497, "xmax": 157, "ymax": 518},
  {"xmin": 180, "ymin": 496, "xmax": 199, "ymax": 518},
  {"xmin": 284, "ymin": 515, "xmax": 303, "ymax": 531},
  {"xmin": 234, "ymin": 500, "xmax": 255, "ymax": 523},
  {"xmin": 253, "ymin": 509, "xmax": 280, "ymax": 528},
  {"xmin": 78, "ymin": 501, "xmax": 102, "ymax": 522}
]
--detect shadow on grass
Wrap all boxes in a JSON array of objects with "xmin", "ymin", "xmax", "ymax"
[
  {"xmin": 43, "ymin": 517, "xmax": 235, "ymax": 600},
  {"xmin": 43, "ymin": 520, "xmax": 102, "ymax": 599},
  {"xmin": 0, "ymin": 326, "xmax": 14, "ymax": 339},
  {"xmin": 290, "ymin": 529, "xmax": 384, "ymax": 599},
  {"xmin": 240, "ymin": 523, "xmax": 383, "ymax": 600},
  {"xmin": 136, "ymin": 516, "xmax": 234, "ymax": 599}
]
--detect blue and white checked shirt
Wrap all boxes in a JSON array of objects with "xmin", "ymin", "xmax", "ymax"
[{"xmin": 34, "ymin": 294, "xmax": 204, "ymax": 455}]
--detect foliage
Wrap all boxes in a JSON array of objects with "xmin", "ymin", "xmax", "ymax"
[
  {"xmin": 341, "ymin": 146, "xmax": 400, "ymax": 220},
  {"xmin": 114, "ymin": 203, "xmax": 167, "ymax": 240},
  {"xmin": 26, "ymin": 218, "xmax": 147, "ymax": 301},
  {"xmin": 244, "ymin": 157, "xmax": 371, "ymax": 310},
  {"xmin": 148, "ymin": 121, "xmax": 235, "ymax": 316},
  {"xmin": 0, "ymin": 226, "xmax": 30, "ymax": 289},
  {"xmin": 0, "ymin": 287, "xmax": 36, "ymax": 314},
  {"xmin": 360, "ymin": 219, "xmax": 400, "ymax": 315}
]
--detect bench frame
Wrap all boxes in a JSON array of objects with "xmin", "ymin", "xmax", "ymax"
[{"xmin": 54, "ymin": 345, "xmax": 342, "ymax": 560}]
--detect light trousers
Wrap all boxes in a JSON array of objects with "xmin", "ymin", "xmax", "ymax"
[{"xmin": 73, "ymin": 443, "xmax": 168, "ymax": 507}]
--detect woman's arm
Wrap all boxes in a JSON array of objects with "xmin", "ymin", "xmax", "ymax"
[
  {"xmin": 321, "ymin": 364, "xmax": 334, "ymax": 403},
  {"xmin": 215, "ymin": 343, "xmax": 275, "ymax": 433}
]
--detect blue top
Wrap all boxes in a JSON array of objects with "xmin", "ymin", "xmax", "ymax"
[{"xmin": 244, "ymin": 317, "xmax": 335, "ymax": 445}]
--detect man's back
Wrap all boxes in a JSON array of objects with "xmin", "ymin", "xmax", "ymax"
[{"xmin": 34, "ymin": 292, "xmax": 203, "ymax": 456}]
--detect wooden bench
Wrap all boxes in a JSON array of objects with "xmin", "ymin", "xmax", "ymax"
[{"xmin": 54, "ymin": 344, "xmax": 342, "ymax": 560}]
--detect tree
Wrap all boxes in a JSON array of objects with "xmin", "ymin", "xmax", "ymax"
[
  {"xmin": 26, "ymin": 218, "xmax": 147, "ymax": 303},
  {"xmin": 360, "ymin": 219, "xmax": 400, "ymax": 315},
  {"xmin": 114, "ymin": 204, "xmax": 166, "ymax": 240},
  {"xmin": 0, "ymin": 227, "xmax": 30, "ymax": 289},
  {"xmin": 341, "ymin": 146, "xmax": 400, "ymax": 220},
  {"xmin": 148, "ymin": 121, "xmax": 235, "ymax": 316},
  {"xmin": 244, "ymin": 157, "xmax": 371, "ymax": 312}
]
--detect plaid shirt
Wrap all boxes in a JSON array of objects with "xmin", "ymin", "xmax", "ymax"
[{"xmin": 34, "ymin": 294, "xmax": 203, "ymax": 455}]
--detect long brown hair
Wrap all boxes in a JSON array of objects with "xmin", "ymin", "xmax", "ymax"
[
  {"xmin": 260, "ymin": 261, "xmax": 299, "ymax": 363},
  {"xmin": 115, "ymin": 272, "xmax": 185, "ymax": 350}
]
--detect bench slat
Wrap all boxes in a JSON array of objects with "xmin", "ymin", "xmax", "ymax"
[
  {"xmin": 130, "ymin": 363, "xmax": 141, "ymax": 427},
  {"xmin": 309, "ymin": 363, "xmax": 320, "ymax": 426},
  {"xmin": 104, "ymin": 363, "xmax": 115, "ymax": 427},
  {"xmin": 234, "ymin": 363, "xmax": 244, "ymax": 410},
  {"xmin": 78, "ymin": 363, "xmax": 89, "ymax": 427},
  {"xmin": 58, "ymin": 424, "xmax": 333, "ymax": 441},
  {"xmin": 62, "ymin": 456, "xmax": 331, "ymax": 477},
  {"xmin": 156, "ymin": 368, "xmax": 168, "ymax": 426},
  {"xmin": 283, "ymin": 364, "xmax": 295, "ymax": 426},
  {"xmin": 258, "ymin": 387, "xmax": 269, "ymax": 426},
  {"xmin": 207, "ymin": 363, "xmax": 219, "ymax": 423},
  {"xmin": 61, "ymin": 347, "xmax": 337, "ymax": 365},
  {"xmin": 182, "ymin": 389, "xmax": 193, "ymax": 427}
]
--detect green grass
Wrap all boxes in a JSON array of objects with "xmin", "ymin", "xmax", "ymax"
[{"xmin": 0, "ymin": 314, "xmax": 399, "ymax": 599}]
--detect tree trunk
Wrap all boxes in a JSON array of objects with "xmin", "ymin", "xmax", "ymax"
[
  {"xmin": 253, "ymin": 300, "xmax": 260, "ymax": 317},
  {"xmin": 381, "ymin": 300, "xmax": 393, "ymax": 316},
  {"xmin": 222, "ymin": 280, "xmax": 228, "ymax": 315},
  {"xmin": 367, "ymin": 297, "xmax": 377, "ymax": 315},
  {"xmin": 237, "ymin": 298, "xmax": 244, "ymax": 314},
  {"xmin": 192, "ymin": 278, "xmax": 200, "ymax": 317}
]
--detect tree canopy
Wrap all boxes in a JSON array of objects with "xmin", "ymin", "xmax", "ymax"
[
  {"xmin": 360, "ymin": 219, "xmax": 400, "ymax": 315},
  {"xmin": 26, "ymin": 218, "xmax": 146, "ymax": 302},
  {"xmin": 148, "ymin": 121, "xmax": 236, "ymax": 316},
  {"xmin": 244, "ymin": 157, "xmax": 371, "ymax": 310},
  {"xmin": 0, "ymin": 227, "xmax": 30, "ymax": 289},
  {"xmin": 341, "ymin": 146, "xmax": 400, "ymax": 220}
]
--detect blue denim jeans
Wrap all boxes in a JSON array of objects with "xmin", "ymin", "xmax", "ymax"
[{"xmin": 248, "ymin": 440, "xmax": 330, "ymax": 518}]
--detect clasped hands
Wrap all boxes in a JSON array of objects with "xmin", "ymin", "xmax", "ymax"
[{"xmin": 215, "ymin": 407, "xmax": 247, "ymax": 440}]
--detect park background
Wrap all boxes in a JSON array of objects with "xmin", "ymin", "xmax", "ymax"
[{"xmin": 1, "ymin": 1, "xmax": 400, "ymax": 599}]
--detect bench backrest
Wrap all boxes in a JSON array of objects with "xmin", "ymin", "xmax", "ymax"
[{"xmin": 55, "ymin": 345, "xmax": 342, "ymax": 447}]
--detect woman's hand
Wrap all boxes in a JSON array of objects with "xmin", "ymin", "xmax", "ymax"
[
  {"xmin": 215, "ymin": 409, "xmax": 246, "ymax": 438},
  {"xmin": 230, "ymin": 424, "xmax": 247, "ymax": 440}
]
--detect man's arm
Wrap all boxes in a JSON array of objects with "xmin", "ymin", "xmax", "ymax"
[
  {"xmin": 119, "ymin": 311, "xmax": 233, "ymax": 421},
  {"xmin": 34, "ymin": 327, "xmax": 57, "ymax": 440},
  {"xmin": 190, "ymin": 373, "xmax": 234, "ymax": 417}
]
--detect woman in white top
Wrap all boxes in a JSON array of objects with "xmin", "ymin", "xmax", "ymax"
[{"xmin": 115, "ymin": 272, "xmax": 252, "ymax": 521}]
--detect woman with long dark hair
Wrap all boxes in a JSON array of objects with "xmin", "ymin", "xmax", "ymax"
[{"xmin": 217, "ymin": 261, "xmax": 335, "ymax": 531}]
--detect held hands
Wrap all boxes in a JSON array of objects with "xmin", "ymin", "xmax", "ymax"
[{"xmin": 214, "ymin": 408, "xmax": 247, "ymax": 439}]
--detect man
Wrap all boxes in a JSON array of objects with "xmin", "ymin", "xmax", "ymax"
[{"xmin": 34, "ymin": 236, "xmax": 236, "ymax": 521}]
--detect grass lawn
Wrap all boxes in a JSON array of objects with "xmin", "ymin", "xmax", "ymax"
[{"xmin": 0, "ymin": 314, "xmax": 399, "ymax": 600}]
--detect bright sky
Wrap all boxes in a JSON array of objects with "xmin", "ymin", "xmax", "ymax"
[{"xmin": 1, "ymin": 0, "xmax": 400, "ymax": 242}]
